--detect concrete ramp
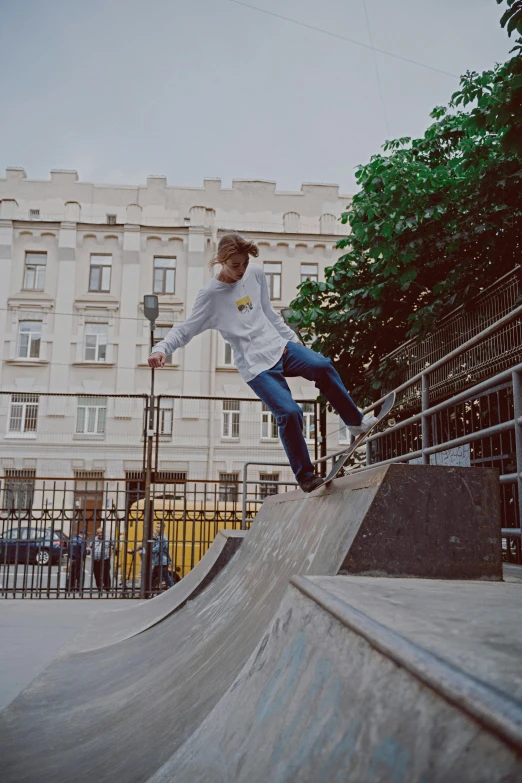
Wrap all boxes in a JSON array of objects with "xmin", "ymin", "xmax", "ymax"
[
  {"xmin": 0, "ymin": 465, "xmax": 502, "ymax": 783},
  {"xmin": 152, "ymin": 576, "xmax": 522, "ymax": 783},
  {"xmin": 68, "ymin": 529, "xmax": 245, "ymax": 654}
]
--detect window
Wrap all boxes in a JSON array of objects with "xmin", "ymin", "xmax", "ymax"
[
  {"xmin": 261, "ymin": 404, "xmax": 278, "ymax": 440},
  {"xmin": 301, "ymin": 402, "xmax": 315, "ymax": 444},
  {"xmin": 223, "ymin": 340, "xmax": 233, "ymax": 367},
  {"xmin": 84, "ymin": 323, "xmax": 108, "ymax": 362},
  {"xmin": 153, "ymin": 257, "xmax": 176, "ymax": 295},
  {"xmin": 184, "ymin": 217, "xmax": 190, "ymax": 226},
  {"xmin": 219, "ymin": 472, "xmax": 239, "ymax": 502},
  {"xmin": 264, "ymin": 262, "xmax": 282, "ymax": 300},
  {"xmin": 3, "ymin": 469, "xmax": 36, "ymax": 512},
  {"xmin": 29, "ymin": 209, "xmax": 40, "ymax": 220},
  {"xmin": 222, "ymin": 400, "xmax": 240, "ymax": 439},
  {"xmin": 8, "ymin": 394, "xmax": 39, "ymax": 434},
  {"xmin": 153, "ymin": 326, "xmax": 173, "ymax": 365},
  {"xmin": 300, "ymin": 263, "xmax": 318, "ymax": 284},
  {"xmin": 89, "ymin": 255, "xmax": 112, "ymax": 292},
  {"xmin": 154, "ymin": 471, "xmax": 187, "ymax": 483},
  {"xmin": 23, "ymin": 252, "xmax": 47, "ymax": 290},
  {"xmin": 106, "ymin": 214, "xmax": 117, "ymax": 225},
  {"xmin": 158, "ymin": 398, "xmax": 174, "ymax": 435},
  {"xmin": 76, "ymin": 396, "xmax": 107, "ymax": 435},
  {"xmin": 259, "ymin": 472, "xmax": 279, "ymax": 500},
  {"xmin": 17, "ymin": 321, "xmax": 42, "ymax": 359}
]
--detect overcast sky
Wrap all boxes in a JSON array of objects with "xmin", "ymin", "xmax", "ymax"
[{"xmin": 0, "ymin": 0, "xmax": 514, "ymax": 193}]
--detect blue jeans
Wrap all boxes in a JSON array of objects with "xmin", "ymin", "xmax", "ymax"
[{"xmin": 248, "ymin": 342, "xmax": 362, "ymax": 483}]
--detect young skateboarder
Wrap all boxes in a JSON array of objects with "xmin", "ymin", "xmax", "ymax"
[{"xmin": 148, "ymin": 233, "xmax": 376, "ymax": 493}]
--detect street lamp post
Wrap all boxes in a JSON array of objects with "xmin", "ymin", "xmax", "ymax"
[{"xmin": 142, "ymin": 294, "xmax": 159, "ymax": 598}]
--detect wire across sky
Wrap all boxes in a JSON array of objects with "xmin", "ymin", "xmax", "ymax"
[{"xmin": 227, "ymin": 0, "xmax": 459, "ymax": 79}]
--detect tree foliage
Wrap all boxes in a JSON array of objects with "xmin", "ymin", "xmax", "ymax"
[{"xmin": 290, "ymin": 0, "xmax": 522, "ymax": 403}]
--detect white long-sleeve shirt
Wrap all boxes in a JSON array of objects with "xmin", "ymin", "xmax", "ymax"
[{"xmin": 151, "ymin": 263, "xmax": 299, "ymax": 382}]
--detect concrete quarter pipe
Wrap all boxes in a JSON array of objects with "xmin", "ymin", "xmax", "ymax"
[
  {"xmin": 68, "ymin": 529, "xmax": 246, "ymax": 654},
  {"xmin": 0, "ymin": 464, "xmax": 508, "ymax": 783}
]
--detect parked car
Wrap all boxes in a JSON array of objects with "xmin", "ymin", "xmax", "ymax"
[{"xmin": 0, "ymin": 527, "xmax": 69, "ymax": 565}]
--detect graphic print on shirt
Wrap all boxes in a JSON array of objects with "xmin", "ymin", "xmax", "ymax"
[{"xmin": 236, "ymin": 295, "xmax": 253, "ymax": 314}]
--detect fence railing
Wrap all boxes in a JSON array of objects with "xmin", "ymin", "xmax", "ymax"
[
  {"xmin": 359, "ymin": 305, "xmax": 522, "ymax": 564},
  {"xmin": 0, "ymin": 478, "xmax": 297, "ymax": 599}
]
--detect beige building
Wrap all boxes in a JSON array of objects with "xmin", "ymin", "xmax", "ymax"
[{"xmin": 0, "ymin": 168, "xmax": 351, "ymax": 492}]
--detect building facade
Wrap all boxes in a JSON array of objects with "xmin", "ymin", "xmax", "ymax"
[{"xmin": 0, "ymin": 168, "xmax": 351, "ymax": 495}]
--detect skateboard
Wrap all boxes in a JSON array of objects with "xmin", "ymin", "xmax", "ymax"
[{"xmin": 317, "ymin": 390, "xmax": 396, "ymax": 488}]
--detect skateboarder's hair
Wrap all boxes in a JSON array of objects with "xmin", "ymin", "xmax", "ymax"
[{"xmin": 209, "ymin": 233, "xmax": 259, "ymax": 270}]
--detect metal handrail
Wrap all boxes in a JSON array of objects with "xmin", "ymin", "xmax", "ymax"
[
  {"xmin": 367, "ymin": 363, "xmax": 522, "ymax": 443},
  {"xmin": 357, "ymin": 306, "xmax": 522, "ymax": 543}
]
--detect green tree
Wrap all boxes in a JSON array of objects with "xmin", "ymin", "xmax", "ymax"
[{"xmin": 290, "ymin": 0, "xmax": 522, "ymax": 403}]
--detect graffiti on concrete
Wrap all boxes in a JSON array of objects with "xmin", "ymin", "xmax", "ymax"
[{"xmin": 410, "ymin": 444, "xmax": 470, "ymax": 468}]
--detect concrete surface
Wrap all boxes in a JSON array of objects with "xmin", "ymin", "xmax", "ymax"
[
  {"xmin": 0, "ymin": 465, "xmax": 508, "ymax": 783},
  {"xmin": 504, "ymin": 563, "xmax": 522, "ymax": 583},
  {"xmin": 312, "ymin": 575, "xmax": 522, "ymax": 703},
  {"xmin": 67, "ymin": 529, "xmax": 245, "ymax": 654},
  {"xmin": 152, "ymin": 576, "xmax": 522, "ymax": 783}
]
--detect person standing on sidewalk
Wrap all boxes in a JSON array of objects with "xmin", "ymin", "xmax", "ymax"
[
  {"xmin": 90, "ymin": 525, "xmax": 113, "ymax": 593},
  {"xmin": 151, "ymin": 522, "xmax": 175, "ymax": 590},
  {"xmin": 130, "ymin": 522, "xmax": 175, "ymax": 591},
  {"xmin": 149, "ymin": 233, "xmax": 375, "ymax": 493},
  {"xmin": 68, "ymin": 529, "xmax": 88, "ymax": 592}
]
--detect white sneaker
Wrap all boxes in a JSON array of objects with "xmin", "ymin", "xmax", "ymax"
[{"xmin": 347, "ymin": 413, "xmax": 378, "ymax": 438}]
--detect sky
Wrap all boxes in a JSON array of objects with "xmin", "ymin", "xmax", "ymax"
[{"xmin": 0, "ymin": 0, "xmax": 515, "ymax": 193}]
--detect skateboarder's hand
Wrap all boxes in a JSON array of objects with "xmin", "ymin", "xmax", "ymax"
[{"xmin": 148, "ymin": 352, "xmax": 166, "ymax": 368}]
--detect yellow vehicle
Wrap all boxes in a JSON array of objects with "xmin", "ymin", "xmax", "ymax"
[{"xmin": 117, "ymin": 494, "xmax": 245, "ymax": 584}]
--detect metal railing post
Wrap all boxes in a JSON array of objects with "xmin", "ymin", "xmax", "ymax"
[
  {"xmin": 513, "ymin": 369, "xmax": 522, "ymax": 535},
  {"xmin": 141, "ymin": 327, "xmax": 156, "ymax": 599},
  {"xmin": 421, "ymin": 373, "xmax": 430, "ymax": 465},
  {"xmin": 314, "ymin": 402, "xmax": 319, "ymax": 465},
  {"xmin": 242, "ymin": 463, "xmax": 249, "ymax": 530},
  {"xmin": 319, "ymin": 402, "xmax": 327, "ymax": 477}
]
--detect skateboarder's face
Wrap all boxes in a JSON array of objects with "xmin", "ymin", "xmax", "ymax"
[{"xmin": 220, "ymin": 252, "xmax": 249, "ymax": 283}]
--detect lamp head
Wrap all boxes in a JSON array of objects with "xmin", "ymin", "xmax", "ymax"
[{"xmin": 143, "ymin": 295, "xmax": 159, "ymax": 327}]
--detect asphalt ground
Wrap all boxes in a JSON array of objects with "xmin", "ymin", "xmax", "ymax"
[{"xmin": 0, "ymin": 596, "xmax": 141, "ymax": 712}]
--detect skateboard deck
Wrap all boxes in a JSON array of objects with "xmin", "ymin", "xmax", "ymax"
[{"xmin": 318, "ymin": 391, "xmax": 396, "ymax": 488}]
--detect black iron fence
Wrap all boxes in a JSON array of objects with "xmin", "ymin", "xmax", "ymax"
[
  {"xmin": 0, "ymin": 388, "xmax": 325, "ymax": 598},
  {"xmin": 0, "ymin": 478, "xmax": 297, "ymax": 599}
]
